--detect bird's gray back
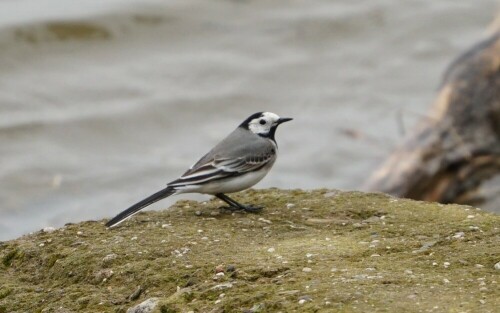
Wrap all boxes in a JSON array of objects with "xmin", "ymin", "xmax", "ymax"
[{"xmin": 191, "ymin": 127, "xmax": 276, "ymax": 168}]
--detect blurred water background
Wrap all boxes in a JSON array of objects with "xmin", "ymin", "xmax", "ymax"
[{"xmin": 0, "ymin": 0, "xmax": 498, "ymax": 240}]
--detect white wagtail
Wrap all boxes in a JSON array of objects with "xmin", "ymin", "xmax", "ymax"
[{"xmin": 106, "ymin": 112, "xmax": 292, "ymax": 227}]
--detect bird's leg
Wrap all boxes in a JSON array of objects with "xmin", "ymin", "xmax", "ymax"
[{"xmin": 215, "ymin": 193, "xmax": 262, "ymax": 213}]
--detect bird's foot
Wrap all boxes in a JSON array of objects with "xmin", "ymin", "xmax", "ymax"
[
  {"xmin": 221, "ymin": 205, "xmax": 263, "ymax": 213},
  {"xmin": 241, "ymin": 205, "xmax": 263, "ymax": 213}
]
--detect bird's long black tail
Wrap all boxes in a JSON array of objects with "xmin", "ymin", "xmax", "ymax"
[{"xmin": 106, "ymin": 187, "xmax": 176, "ymax": 228}]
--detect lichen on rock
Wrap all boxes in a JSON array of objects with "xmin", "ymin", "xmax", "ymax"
[{"xmin": 0, "ymin": 189, "xmax": 499, "ymax": 312}]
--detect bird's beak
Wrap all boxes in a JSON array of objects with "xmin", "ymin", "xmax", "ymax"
[{"xmin": 277, "ymin": 117, "xmax": 293, "ymax": 124}]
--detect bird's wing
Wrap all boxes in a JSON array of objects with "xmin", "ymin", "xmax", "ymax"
[{"xmin": 168, "ymin": 153, "xmax": 274, "ymax": 187}]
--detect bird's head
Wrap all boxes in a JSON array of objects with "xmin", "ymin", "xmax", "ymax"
[{"xmin": 239, "ymin": 112, "xmax": 293, "ymax": 139}]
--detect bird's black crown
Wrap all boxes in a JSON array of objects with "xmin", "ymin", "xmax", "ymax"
[{"xmin": 239, "ymin": 112, "xmax": 264, "ymax": 129}]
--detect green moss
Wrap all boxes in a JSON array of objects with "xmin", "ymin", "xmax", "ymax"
[
  {"xmin": 0, "ymin": 189, "xmax": 499, "ymax": 312},
  {"xmin": 2, "ymin": 249, "xmax": 18, "ymax": 267},
  {"xmin": 0, "ymin": 288, "xmax": 12, "ymax": 300},
  {"xmin": 159, "ymin": 305, "xmax": 179, "ymax": 313}
]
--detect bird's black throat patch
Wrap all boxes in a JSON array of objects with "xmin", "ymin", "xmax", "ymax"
[{"xmin": 258, "ymin": 125, "xmax": 278, "ymax": 145}]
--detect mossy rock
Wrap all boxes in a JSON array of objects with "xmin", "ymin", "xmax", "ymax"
[{"xmin": 0, "ymin": 189, "xmax": 499, "ymax": 312}]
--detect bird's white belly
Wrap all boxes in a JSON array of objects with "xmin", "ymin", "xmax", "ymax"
[{"xmin": 178, "ymin": 167, "xmax": 270, "ymax": 195}]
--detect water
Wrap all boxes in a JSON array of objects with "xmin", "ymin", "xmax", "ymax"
[{"xmin": 0, "ymin": 0, "xmax": 497, "ymax": 241}]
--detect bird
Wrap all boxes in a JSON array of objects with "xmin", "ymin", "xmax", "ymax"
[{"xmin": 105, "ymin": 112, "xmax": 292, "ymax": 228}]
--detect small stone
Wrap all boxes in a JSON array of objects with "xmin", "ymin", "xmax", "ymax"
[
  {"xmin": 306, "ymin": 218, "xmax": 336, "ymax": 225},
  {"xmin": 244, "ymin": 304, "xmax": 264, "ymax": 313},
  {"xmin": 452, "ymin": 232, "xmax": 465, "ymax": 239},
  {"xmin": 302, "ymin": 267, "xmax": 312, "ymax": 273},
  {"xmin": 226, "ymin": 265, "xmax": 236, "ymax": 272},
  {"xmin": 258, "ymin": 217, "xmax": 272, "ymax": 224},
  {"xmin": 197, "ymin": 229, "xmax": 204, "ymax": 233},
  {"xmin": 479, "ymin": 299, "xmax": 486, "ymax": 305},
  {"xmin": 214, "ymin": 299, "xmax": 221, "ymax": 304},
  {"xmin": 94, "ymin": 269, "xmax": 114, "ymax": 283},
  {"xmin": 364, "ymin": 216, "xmax": 380, "ymax": 223},
  {"xmin": 475, "ymin": 264, "xmax": 484, "ymax": 269},
  {"xmin": 211, "ymin": 282, "xmax": 233, "ymax": 290},
  {"xmin": 443, "ymin": 278, "xmax": 450, "ymax": 284},
  {"xmin": 43, "ymin": 227, "xmax": 56, "ymax": 233},
  {"xmin": 443, "ymin": 262, "xmax": 450, "ymax": 268},
  {"xmin": 323, "ymin": 191, "xmax": 339, "ymax": 197},
  {"xmin": 299, "ymin": 295, "xmax": 313, "ymax": 301},
  {"xmin": 39, "ymin": 243, "xmax": 45, "ymax": 247},
  {"xmin": 286, "ymin": 203, "xmax": 295, "ymax": 209},
  {"xmin": 306, "ymin": 253, "xmax": 314, "ymax": 258},
  {"xmin": 131, "ymin": 236, "xmax": 137, "ymax": 241},
  {"xmin": 370, "ymin": 254, "xmax": 381, "ymax": 257},
  {"xmin": 126, "ymin": 297, "xmax": 159, "ymax": 313},
  {"xmin": 128, "ymin": 286, "xmax": 143, "ymax": 301},
  {"xmin": 298, "ymin": 295, "xmax": 312, "ymax": 304},
  {"xmin": 77, "ymin": 231, "xmax": 83, "ymax": 236},
  {"xmin": 161, "ymin": 224, "xmax": 171, "ymax": 228},
  {"xmin": 404, "ymin": 270, "xmax": 413, "ymax": 275},
  {"xmin": 102, "ymin": 253, "xmax": 118, "ymax": 264},
  {"xmin": 210, "ymin": 211, "xmax": 220, "ymax": 216},
  {"xmin": 494, "ymin": 262, "xmax": 500, "ymax": 270},
  {"xmin": 201, "ymin": 237, "xmax": 209, "ymax": 240},
  {"xmin": 215, "ymin": 264, "xmax": 225, "ymax": 273},
  {"xmin": 195, "ymin": 211, "xmax": 202, "ymax": 216},
  {"xmin": 267, "ymin": 247, "xmax": 275, "ymax": 253},
  {"xmin": 412, "ymin": 241, "xmax": 437, "ymax": 254},
  {"xmin": 467, "ymin": 215, "xmax": 475, "ymax": 219},
  {"xmin": 278, "ymin": 290, "xmax": 300, "ymax": 295}
]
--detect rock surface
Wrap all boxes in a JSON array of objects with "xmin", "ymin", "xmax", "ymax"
[
  {"xmin": 0, "ymin": 189, "xmax": 499, "ymax": 312},
  {"xmin": 126, "ymin": 298, "xmax": 158, "ymax": 313}
]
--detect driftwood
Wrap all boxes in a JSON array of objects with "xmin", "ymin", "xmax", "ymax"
[{"xmin": 365, "ymin": 31, "xmax": 500, "ymax": 211}]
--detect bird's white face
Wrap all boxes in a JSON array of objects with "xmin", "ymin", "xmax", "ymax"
[{"xmin": 247, "ymin": 112, "xmax": 281, "ymax": 135}]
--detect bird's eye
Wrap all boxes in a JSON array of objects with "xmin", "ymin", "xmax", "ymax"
[{"xmin": 259, "ymin": 119, "xmax": 266, "ymax": 125}]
